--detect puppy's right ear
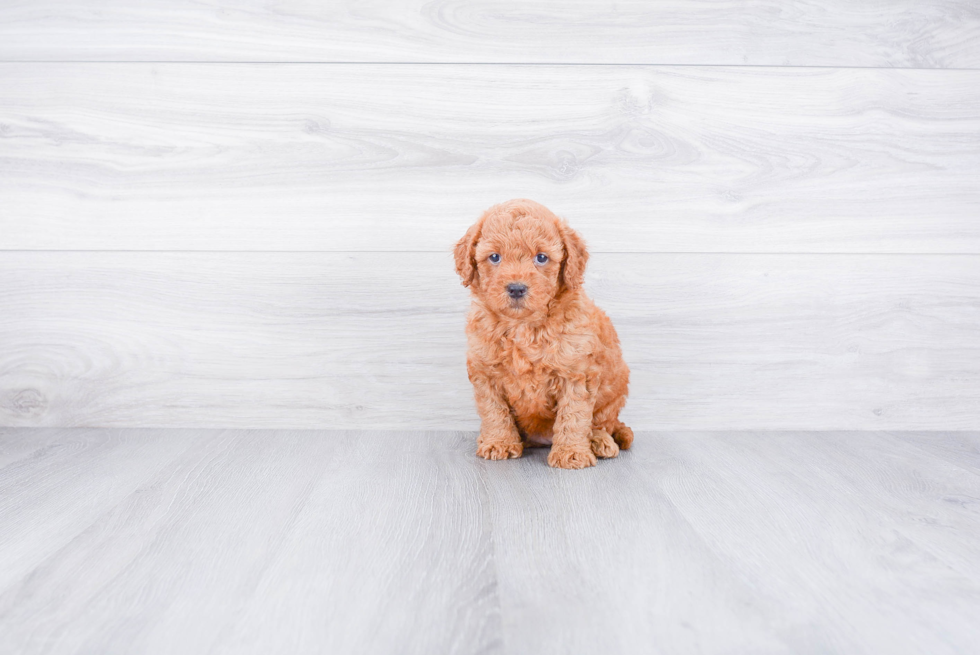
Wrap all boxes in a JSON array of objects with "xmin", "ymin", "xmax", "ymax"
[{"xmin": 453, "ymin": 219, "xmax": 483, "ymax": 287}]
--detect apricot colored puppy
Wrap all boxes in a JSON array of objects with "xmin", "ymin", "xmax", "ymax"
[{"xmin": 454, "ymin": 199, "xmax": 633, "ymax": 469}]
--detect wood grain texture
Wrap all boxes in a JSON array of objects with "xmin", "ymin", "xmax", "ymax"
[
  {"xmin": 0, "ymin": 429, "xmax": 499, "ymax": 654},
  {"xmin": 640, "ymin": 431, "xmax": 980, "ymax": 654},
  {"xmin": 0, "ymin": 1, "xmax": 978, "ymax": 67},
  {"xmin": 2, "ymin": 429, "xmax": 980, "ymax": 654},
  {"xmin": 892, "ymin": 431, "xmax": 980, "ymax": 471},
  {"xmin": 2, "ymin": 64, "xmax": 979, "ymax": 253},
  {"xmin": 0, "ymin": 428, "xmax": 203, "ymax": 592},
  {"xmin": 0, "ymin": 252, "xmax": 977, "ymax": 430}
]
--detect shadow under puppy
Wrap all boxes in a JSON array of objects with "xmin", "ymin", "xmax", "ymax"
[{"xmin": 454, "ymin": 199, "xmax": 632, "ymax": 469}]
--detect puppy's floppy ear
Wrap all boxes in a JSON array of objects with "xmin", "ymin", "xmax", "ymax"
[
  {"xmin": 453, "ymin": 218, "xmax": 483, "ymax": 287},
  {"xmin": 558, "ymin": 220, "xmax": 589, "ymax": 290}
]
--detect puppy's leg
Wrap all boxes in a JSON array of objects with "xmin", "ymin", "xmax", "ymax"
[
  {"xmin": 594, "ymin": 398, "xmax": 633, "ymax": 451},
  {"xmin": 589, "ymin": 428, "xmax": 619, "ymax": 459},
  {"xmin": 548, "ymin": 379, "xmax": 597, "ymax": 469},
  {"xmin": 611, "ymin": 422, "xmax": 634, "ymax": 450},
  {"xmin": 471, "ymin": 375, "xmax": 523, "ymax": 460}
]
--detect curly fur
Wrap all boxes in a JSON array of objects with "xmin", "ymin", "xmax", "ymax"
[{"xmin": 454, "ymin": 199, "xmax": 632, "ymax": 469}]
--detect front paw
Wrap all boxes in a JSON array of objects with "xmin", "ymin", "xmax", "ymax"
[
  {"xmin": 477, "ymin": 439, "xmax": 524, "ymax": 461},
  {"xmin": 547, "ymin": 445, "xmax": 597, "ymax": 470}
]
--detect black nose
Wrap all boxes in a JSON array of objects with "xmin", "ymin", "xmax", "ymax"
[{"xmin": 507, "ymin": 283, "xmax": 528, "ymax": 299}]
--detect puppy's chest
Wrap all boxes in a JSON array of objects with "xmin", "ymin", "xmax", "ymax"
[{"xmin": 493, "ymin": 337, "xmax": 560, "ymax": 412}]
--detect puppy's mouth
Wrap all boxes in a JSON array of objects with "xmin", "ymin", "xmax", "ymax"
[{"xmin": 507, "ymin": 296, "xmax": 530, "ymax": 312}]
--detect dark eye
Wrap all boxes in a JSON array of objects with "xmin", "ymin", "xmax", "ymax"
[
  {"xmin": 488, "ymin": 253, "xmax": 500, "ymax": 264},
  {"xmin": 535, "ymin": 253, "xmax": 549, "ymax": 264}
]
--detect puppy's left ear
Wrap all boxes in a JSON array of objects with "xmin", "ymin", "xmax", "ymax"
[
  {"xmin": 559, "ymin": 221, "xmax": 589, "ymax": 291},
  {"xmin": 453, "ymin": 219, "xmax": 483, "ymax": 287}
]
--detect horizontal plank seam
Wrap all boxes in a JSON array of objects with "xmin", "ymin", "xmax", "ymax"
[
  {"xmin": 0, "ymin": 428, "xmax": 976, "ymax": 435},
  {"xmin": 1, "ymin": 61, "xmax": 979, "ymax": 71},
  {"xmin": 2, "ymin": 250, "xmax": 980, "ymax": 256}
]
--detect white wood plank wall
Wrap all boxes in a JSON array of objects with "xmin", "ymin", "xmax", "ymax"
[
  {"xmin": 1, "ymin": 1, "xmax": 979, "ymax": 67},
  {"xmin": 1, "ymin": 2, "xmax": 978, "ymax": 429}
]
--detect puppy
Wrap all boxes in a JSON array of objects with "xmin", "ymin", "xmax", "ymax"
[{"xmin": 454, "ymin": 199, "xmax": 632, "ymax": 469}]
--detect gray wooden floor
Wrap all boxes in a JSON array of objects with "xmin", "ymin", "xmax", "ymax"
[{"xmin": 2, "ymin": 429, "xmax": 978, "ymax": 655}]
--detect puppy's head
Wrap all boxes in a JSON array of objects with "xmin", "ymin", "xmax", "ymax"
[{"xmin": 454, "ymin": 199, "xmax": 588, "ymax": 318}]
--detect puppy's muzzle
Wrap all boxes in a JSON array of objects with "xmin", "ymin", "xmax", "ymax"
[{"xmin": 506, "ymin": 283, "xmax": 528, "ymax": 299}]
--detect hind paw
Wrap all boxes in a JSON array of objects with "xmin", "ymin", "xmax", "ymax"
[
  {"xmin": 590, "ymin": 429, "xmax": 620, "ymax": 459},
  {"xmin": 613, "ymin": 425, "xmax": 634, "ymax": 450}
]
